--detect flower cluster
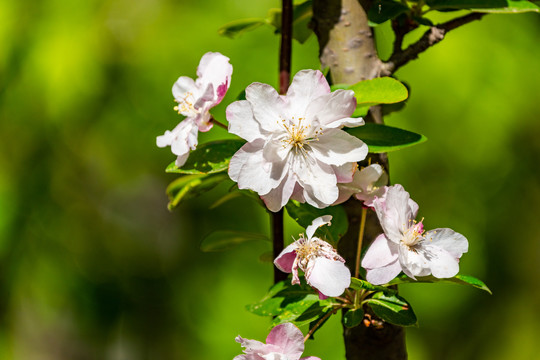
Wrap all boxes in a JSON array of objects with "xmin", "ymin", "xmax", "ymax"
[
  {"xmin": 362, "ymin": 184, "xmax": 469, "ymax": 284},
  {"xmin": 157, "ymin": 52, "xmax": 232, "ymax": 166},
  {"xmin": 274, "ymin": 215, "xmax": 351, "ymax": 298},
  {"xmin": 158, "ymin": 56, "xmax": 475, "ymax": 358},
  {"xmin": 227, "ymin": 70, "xmax": 368, "ymax": 212}
]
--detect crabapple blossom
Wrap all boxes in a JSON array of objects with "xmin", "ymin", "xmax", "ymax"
[
  {"xmin": 274, "ymin": 215, "xmax": 351, "ymax": 298},
  {"xmin": 361, "ymin": 184, "xmax": 469, "ymax": 285},
  {"xmin": 227, "ymin": 69, "xmax": 368, "ymax": 212},
  {"xmin": 157, "ymin": 52, "xmax": 232, "ymax": 166},
  {"xmin": 335, "ymin": 164, "xmax": 388, "ymax": 206},
  {"xmin": 234, "ymin": 323, "xmax": 321, "ymax": 360}
]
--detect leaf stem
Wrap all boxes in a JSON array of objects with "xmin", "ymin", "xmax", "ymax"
[{"xmin": 354, "ymin": 207, "xmax": 368, "ymax": 279}]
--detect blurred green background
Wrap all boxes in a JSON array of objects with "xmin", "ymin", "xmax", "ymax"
[{"xmin": 1, "ymin": 0, "xmax": 539, "ymax": 359}]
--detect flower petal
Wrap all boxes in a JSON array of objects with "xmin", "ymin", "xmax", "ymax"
[
  {"xmin": 398, "ymin": 243, "xmax": 431, "ymax": 279},
  {"xmin": 245, "ymin": 83, "xmax": 285, "ymax": 133},
  {"xmin": 310, "ymin": 129, "xmax": 368, "ymax": 166},
  {"xmin": 306, "ymin": 89, "xmax": 361, "ymax": 129},
  {"xmin": 422, "ymin": 244, "xmax": 461, "ymax": 279},
  {"xmin": 235, "ymin": 335, "xmax": 268, "ymax": 355},
  {"xmin": 294, "ymin": 158, "xmax": 338, "ymax": 208},
  {"xmin": 424, "ymin": 228, "xmax": 468, "ymax": 258},
  {"xmin": 373, "ymin": 184, "xmax": 417, "ymax": 243},
  {"xmin": 172, "ymin": 76, "xmax": 196, "ymax": 99},
  {"xmin": 261, "ymin": 172, "xmax": 297, "ymax": 212},
  {"xmin": 361, "ymin": 234, "xmax": 399, "ymax": 269},
  {"xmin": 365, "ymin": 259, "xmax": 402, "ymax": 285},
  {"xmin": 306, "ymin": 215, "xmax": 333, "ymax": 240},
  {"xmin": 196, "ymin": 52, "xmax": 233, "ymax": 105},
  {"xmin": 229, "ymin": 141, "xmax": 285, "ymax": 195},
  {"xmin": 307, "ymin": 257, "xmax": 351, "ymax": 297},
  {"xmin": 286, "ymin": 70, "xmax": 330, "ymax": 116},
  {"xmin": 274, "ymin": 242, "xmax": 299, "ymax": 273},
  {"xmin": 227, "ymin": 100, "xmax": 264, "ymax": 142},
  {"xmin": 266, "ymin": 323, "xmax": 305, "ymax": 358}
]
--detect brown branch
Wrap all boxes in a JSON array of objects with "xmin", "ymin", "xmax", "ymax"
[
  {"xmin": 273, "ymin": 0, "xmax": 293, "ymax": 285},
  {"xmin": 382, "ymin": 12, "xmax": 486, "ymax": 75},
  {"xmin": 279, "ymin": 0, "xmax": 293, "ymax": 95}
]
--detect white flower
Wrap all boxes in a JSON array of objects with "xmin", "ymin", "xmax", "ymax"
[
  {"xmin": 335, "ymin": 164, "xmax": 388, "ymax": 206},
  {"xmin": 361, "ymin": 184, "xmax": 469, "ymax": 285},
  {"xmin": 274, "ymin": 215, "xmax": 351, "ymax": 298},
  {"xmin": 234, "ymin": 323, "xmax": 321, "ymax": 360},
  {"xmin": 227, "ymin": 69, "xmax": 368, "ymax": 212},
  {"xmin": 157, "ymin": 52, "xmax": 232, "ymax": 166}
]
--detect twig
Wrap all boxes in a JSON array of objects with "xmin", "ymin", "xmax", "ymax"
[
  {"xmin": 272, "ymin": 209, "xmax": 287, "ymax": 283},
  {"xmin": 303, "ymin": 308, "xmax": 338, "ymax": 342},
  {"xmin": 382, "ymin": 12, "xmax": 486, "ymax": 75}
]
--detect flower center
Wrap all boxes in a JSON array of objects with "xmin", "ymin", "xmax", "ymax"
[
  {"xmin": 174, "ymin": 92, "xmax": 200, "ymax": 116},
  {"xmin": 280, "ymin": 117, "xmax": 322, "ymax": 155},
  {"xmin": 401, "ymin": 219, "xmax": 425, "ymax": 247}
]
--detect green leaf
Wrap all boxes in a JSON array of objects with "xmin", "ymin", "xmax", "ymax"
[
  {"xmin": 349, "ymin": 277, "xmax": 397, "ymax": 295},
  {"xmin": 343, "ymin": 308, "xmax": 365, "ymax": 328},
  {"xmin": 200, "ymin": 230, "xmax": 269, "ymax": 252},
  {"xmin": 368, "ymin": 0, "xmax": 410, "ymax": 25},
  {"xmin": 365, "ymin": 292, "xmax": 417, "ymax": 326},
  {"xmin": 273, "ymin": 299, "xmax": 331, "ymax": 327},
  {"xmin": 346, "ymin": 123, "xmax": 427, "ymax": 153},
  {"xmin": 427, "ymin": 0, "xmax": 540, "ymax": 13},
  {"xmin": 166, "ymin": 140, "xmax": 245, "ymax": 175},
  {"xmin": 388, "ymin": 273, "xmax": 492, "ymax": 294},
  {"xmin": 247, "ymin": 281, "xmax": 319, "ymax": 317},
  {"xmin": 349, "ymin": 77, "xmax": 409, "ymax": 106},
  {"xmin": 285, "ymin": 201, "xmax": 348, "ymax": 245},
  {"xmin": 166, "ymin": 173, "xmax": 229, "ymax": 210},
  {"xmin": 218, "ymin": 18, "xmax": 266, "ymax": 38}
]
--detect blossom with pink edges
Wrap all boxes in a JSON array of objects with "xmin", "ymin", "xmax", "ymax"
[
  {"xmin": 157, "ymin": 52, "xmax": 232, "ymax": 166},
  {"xmin": 362, "ymin": 184, "xmax": 469, "ymax": 285},
  {"xmin": 335, "ymin": 163, "xmax": 388, "ymax": 207},
  {"xmin": 234, "ymin": 323, "xmax": 321, "ymax": 360},
  {"xmin": 274, "ymin": 215, "xmax": 351, "ymax": 298}
]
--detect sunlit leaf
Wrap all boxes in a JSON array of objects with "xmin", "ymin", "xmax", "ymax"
[
  {"xmin": 388, "ymin": 273, "xmax": 492, "ymax": 294},
  {"xmin": 200, "ymin": 230, "xmax": 269, "ymax": 252},
  {"xmin": 365, "ymin": 292, "xmax": 417, "ymax": 326},
  {"xmin": 348, "ymin": 77, "xmax": 409, "ymax": 106},
  {"xmin": 166, "ymin": 140, "xmax": 245, "ymax": 175},
  {"xmin": 347, "ymin": 123, "xmax": 427, "ymax": 153},
  {"xmin": 166, "ymin": 173, "xmax": 229, "ymax": 210},
  {"xmin": 349, "ymin": 277, "xmax": 397, "ymax": 295},
  {"xmin": 285, "ymin": 201, "xmax": 348, "ymax": 245}
]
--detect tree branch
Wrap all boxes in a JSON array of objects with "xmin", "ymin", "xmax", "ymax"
[{"xmin": 382, "ymin": 12, "xmax": 486, "ymax": 75}]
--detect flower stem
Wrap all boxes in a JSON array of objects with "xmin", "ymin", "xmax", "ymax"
[
  {"xmin": 354, "ymin": 207, "xmax": 368, "ymax": 279},
  {"xmin": 210, "ymin": 116, "xmax": 228, "ymax": 130}
]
